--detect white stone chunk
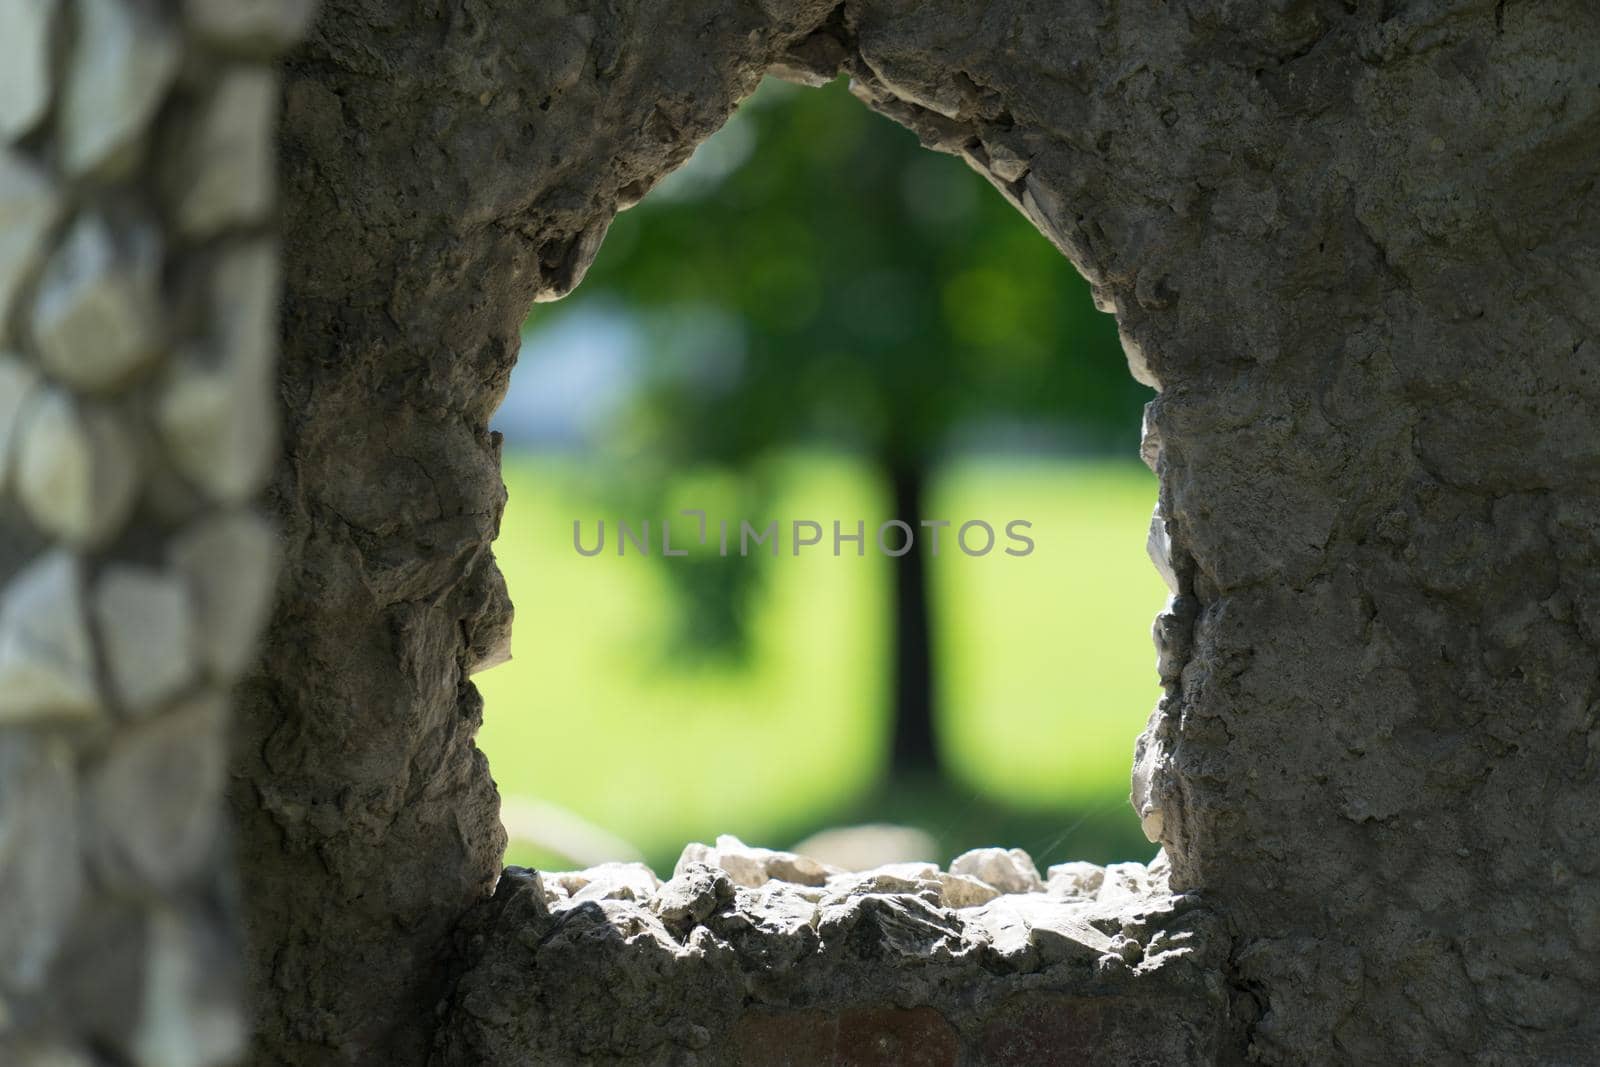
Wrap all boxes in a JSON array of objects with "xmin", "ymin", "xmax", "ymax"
[
  {"xmin": 948, "ymin": 846, "xmax": 1044, "ymax": 894},
  {"xmin": 741, "ymin": 882, "xmax": 819, "ymax": 934},
  {"xmin": 173, "ymin": 67, "xmax": 277, "ymax": 236},
  {"xmin": 183, "ymin": 0, "xmax": 317, "ymax": 52},
  {"xmin": 0, "ymin": 0, "xmax": 54, "ymax": 142},
  {"xmin": 0, "ymin": 353, "xmax": 42, "ymax": 493},
  {"xmin": 965, "ymin": 894, "xmax": 1113, "ymax": 965},
  {"xmin": 566, "ymin": 862, "xmax": 661, "ymax": 904},
  {"xmin": 0, "ymin": 152, "xmax": 61, "ymax": 320},
  {"xmin": 651, "ymin": 863, "xmax": 730, "ymax": 925},
  {"xmin": 88, "ymin": 695, "xmax": 225, "ymax": 893},
  {"xmin": 820, "ymin": 865, "xmax": 942, "ymax": 909},
  {"xmin": 671, "ymin": 836, "xmax": 833, "ymax": 889},
  {"xmin": 32, "ymin": 214, "xmax": 162, "ymax": 390},
  {"xmin": 158, "ymin": 359, "xmax": 276, "ymax": 503},
  {"xmin": 1046, "ymin": 860, "xmax": 1106, "ymax": 900},
  {"xmin": 169, "ymin": 511, "xmax": 278, "ymax": 678},
  {"xmin": 0, "ymin": 734, "xmax": 83, "ymax": 991},
  {"xmin": 672, "ymin": 841, "xmax": 716, "ymax": 880},
  {"xmin": 0, "ymin": 550, "xmax": 102, "ymax": 722},
  {"xmin": 93, "ymin": 566, "xmax": 197, "ymax": 716},
  {"xmin": 209, "ymin": 240, "xmax": 279, "ymax": 379},
  {"xmin": 1131, "ymin": 707, "xmax": 1168, "ymax": 843},
  {"xmin": 1147, "ymin": 506, "xmax": 1181, "ymax": 594},
  {"xmin": 710, "ymin": 835, "xmax": 768, "ymax": 888},
  {"xmin": 1097, "ymin": 861, "xmax": 1159, "ymax": 905},
  {"xmin": 938, "ymin": 870, "xmax": 1002, "ymax": 909},
  {"xmin": 763, "ymin": 849, "xmax": 828, "ymax": 887},
  {"xmin": 16, "ymin": 388, "xmax": 139, "ymax": 546},
  {"xmin": 715, "ymin": 834, "xmax": 829, "ymax": 888},
  {"xmin": 60, "ymin": 0, "xmax": 179, "ymax": 176},
  {"xmin": 132, "ymin": 908, "xmax": 244, "ymax": 1067}
]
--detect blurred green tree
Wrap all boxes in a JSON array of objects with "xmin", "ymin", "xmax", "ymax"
[{"xmin": 526, "ymin": 77, "xmax": 1146, "ymax": 778}]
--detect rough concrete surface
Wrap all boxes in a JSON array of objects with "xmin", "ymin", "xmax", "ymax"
[
  {"xmin": 249, "ymin": 0, "xmax": 1599, "ymax": 1064},
  {"xmin": 437, "ymin": 844, "xmax": 1234, "ymax": 1065}
]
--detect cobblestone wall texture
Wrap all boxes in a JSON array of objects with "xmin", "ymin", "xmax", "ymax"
[{"xmin": 0, "ymin": 1, "xmax": 311, "ymax": 1064}]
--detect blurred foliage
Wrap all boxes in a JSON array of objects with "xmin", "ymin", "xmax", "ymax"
[
  {"xmin": 524, "ymin": 77, "xmax": 1146, "ymax": 666},
  {"xmin": 557, "ymin": 75, "xmax": 1141, "ymax": 462},
  {"xmin": 480, "ymin": 455, "xmax": 1163, "ymax": 872}
]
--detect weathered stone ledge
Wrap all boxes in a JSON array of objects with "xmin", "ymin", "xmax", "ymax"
[{"xmin": 437, "ymin": 839, "xmax": 1239, "ymax": 1065}]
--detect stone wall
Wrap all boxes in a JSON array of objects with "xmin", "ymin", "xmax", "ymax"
[
  {"xmin": 3, "ymin": 0, "xmax": 1594, "ymax": 1064},
  {"xmin": 267, "ymin": 2, "xmax": 1600, "ymax": 1063},
  {"xmin": 438, "ymin": 840, "xmax": 1238, "ymax": 1065},
  {"xmin": 0, "ymin": 1, "xmax": 310, "ymax": 1063}
]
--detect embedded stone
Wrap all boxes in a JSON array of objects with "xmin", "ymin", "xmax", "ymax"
[
  {"xmin": 939, "ymin": 870, "xmax": 1003, "ymax": 909},
  {"xmin": 1147, "ymin": 506, "xmax": 1182, "ymax": 594},
  {"xmin": 157, "ymin": 359, "xmax": 276, "ymax": 503},
  {"xmin": 0, "ymin": 354, "xmax": 42, "ymax": 492},
  {"xmin": 728, "ymin": 835, "xmax": 828, "ymax": 887},
  {"xmin": 815, "ymin": 891, "xmax": 964, "ymax": 961},
  {"xmin": 183, "ymin": 0, "xmax": 317, "ymax": 53},
  {"xmin": 16, "ymin": 388, "xmax": 139, "ymax": 546},
  {"xmin": 763, "ymin": 849, "xmax": 829, "ymax": 887},
  {"xmin": 1046, "ymin": 861, "xmax": 1106, "ymax": 900},
  {"xmin": 967, "ymin": 894, "xmax": 1112, "ymax": 967},
  {"xmin": 0, "ymin": 734, "xmax": 83, "ymax": 992},
  {"xmin": 209, "ymin": 241, "xmax": 280, "ymax": 377},
  {"xmin": 93, "ymin": 566, "xmax": 197, "ymax": 716},
  {"xmin": 1130, "ymin": 709, "xmax": 1168, "ymax": 844},
  {"xmin": 168, "ymin": 511, "xmax": 278, "ymax": 678},
  {"xmin": 674, "ymin": 835, "xmax": 831, "ymax": 889},
  {"xmin": 1098, "ymin": 862, "xmax": 1163, "ymax": 906},
  {"xmin": 564, "ymin": 862, "xmax": 660, "ymax": 905},
  {"xmin": 172, "ymin": 67, "xmax": 277, "ymax": 236},
  {"xmin": 948, "ymin": 847, "xmax": 1044, "ymax": 894},
  {"xmin": 651, "ymin": 863, "xmax": 733, "ymax": 925},
  {"xmin": 0, "ymin": 0, "xmax": 54, "ymax": 142},
  {"xmin": 130, "ymin": 908, "xmax": 244, "ymax": 1067},
  {"xmin": 821, "ymin": 863, "xmax": 943, "ymax": 908},
  {"xmin": 32, "ymin": 213, "xmax": 162, "ymax": 390},
  {"xmin": 60, "ymin": 0, "xmax": 179, "ymax": 176},
  {"xmin": 721, "ymin": 882, "xmax": 819, "ymax": 942},
  {"xmin": 711, "ymin": 840, "xmax": 767, "ymax": 887},
  {"xmin": 986, "ymin": 142, "xmax": 1030, "ymax": 183},
  {"xmin": 0, "ymin": 152, "xmax": 61, "ymax": 319},
  {"xmin": 86, "ymin": 695, "xmax": 225, "ymax": 892},
  {"xmin": 0, "ymin": 550, "xmax": 101, "ymax": 722}
]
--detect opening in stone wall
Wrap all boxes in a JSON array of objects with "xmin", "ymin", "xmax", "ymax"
[{"xmin": 479, "ymin": 76, "xmax": 1161, "ymax": 880}]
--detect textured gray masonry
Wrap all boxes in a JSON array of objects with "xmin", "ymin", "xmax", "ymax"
[
  {"xmin": 4, "ymin": 0, "xmax": 1596, "ymax": 1065},
  {"xmin": 0, "ymin": 0, "xmax": 306, "ymax": 1063},
  {"xmin": 262, "ymin": 2, "xmax": 1600, "ymax": 1063},
  {"xmin": 249, "ymin": 2, "xmax": 1600, "ymax": 1062}
]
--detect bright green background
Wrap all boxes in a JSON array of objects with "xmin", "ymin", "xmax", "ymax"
[{"xmin": 477, "ymin": 452, "xmax": 1167, "ymax": 874}]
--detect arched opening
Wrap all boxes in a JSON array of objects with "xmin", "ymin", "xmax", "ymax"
[{"xmin": 480, "ymin": 74, "xmax": 1163, "ymax": 876}]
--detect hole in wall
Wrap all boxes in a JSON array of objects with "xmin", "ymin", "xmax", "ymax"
[{"xmin": 481, "ymin": 77, "xmax": 1160, "ymax": 878}]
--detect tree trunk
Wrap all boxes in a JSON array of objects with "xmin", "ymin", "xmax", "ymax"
[{"xmin": 887, "ymin": 458, "xmax": 939, "ymax": 777}]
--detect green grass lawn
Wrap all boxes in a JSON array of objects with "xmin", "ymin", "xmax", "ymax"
[{"xmin": 477, "ymin": 451, "xmax": 1167, "ymax": 873}]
